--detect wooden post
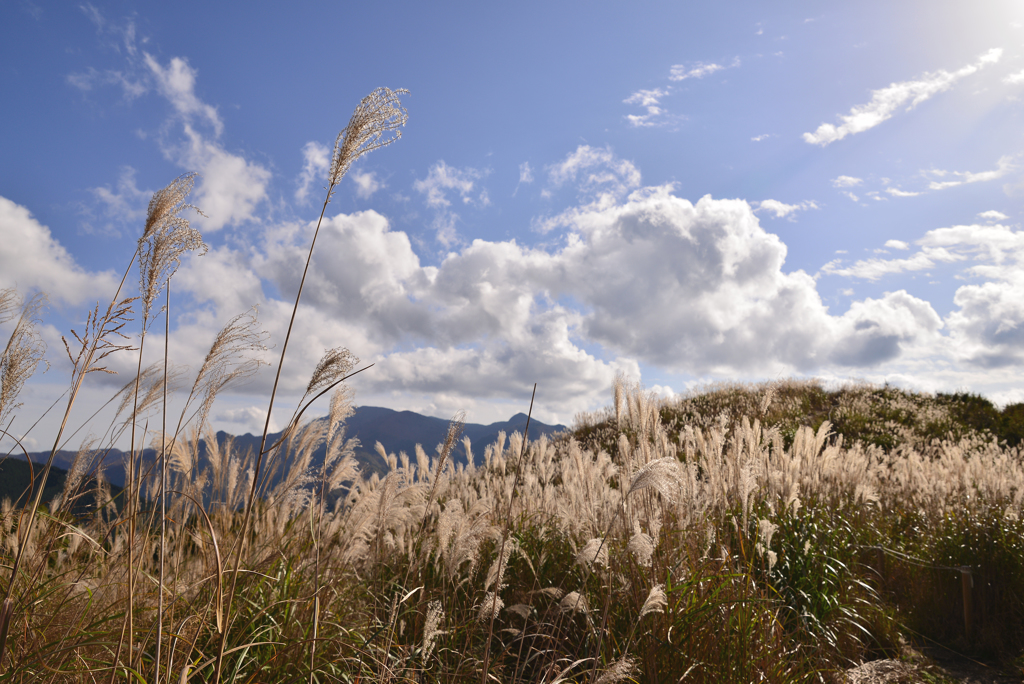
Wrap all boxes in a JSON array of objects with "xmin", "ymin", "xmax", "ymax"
[{"xmin": 960, "ymin": 567, "xmax": 973, "ymax": 638}]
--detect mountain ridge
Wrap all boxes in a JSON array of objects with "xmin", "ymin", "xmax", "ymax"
[{"xmin": 10, "ymin": 405, "xmax": 567, "ymax": 488}]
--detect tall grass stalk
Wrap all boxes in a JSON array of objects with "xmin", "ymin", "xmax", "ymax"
[
  {"xmin": 0, "ymin": 258, "xmax": 137, "ymax": 672},
  {"xmin": 481, "ymin": 383, "xmax": 535, "ymax": 684},
  {"xmin": 216, "ymin": 86, "xmax": 407, "ymax": 683}
]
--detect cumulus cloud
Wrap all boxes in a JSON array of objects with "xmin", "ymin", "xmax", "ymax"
[
  {"xmin": 162, "ymin": 178, "xmax": 958, "ymax": 429},
  {"xmin": 885, "ymin": 239, "xmax": 910, "ymax": 250},
  {"xmin": 669, "ymin": 57, "xmax": 740, "ymax": 81},
  {"xmin": 979, "ymin": 210, "xmax": 1009, "ymax": 221},
  {"xmin": 803, "ymin": 48, "xmax": 1002, "ymax": 146},
  {"xmin": 886, "ymin": 188, "xmax": 921, "ymax": 197},
  {"xmin": 926, "ymin": 155, "xmax": 1014, "ymax": 190},
  {"xmin": 173, "ymin": 125, "xmax": 271, "ymax": 231},
  {"xmin": 915, "ymin": 225, "xmax": 1024, "ymax": 367},
  {"xmin": 756, "ymin": 199, "xmax": 819, "ymax": 219},
  {"xmin": 0, "ymin": 197, "xmax": 120, "ymax": 305}
]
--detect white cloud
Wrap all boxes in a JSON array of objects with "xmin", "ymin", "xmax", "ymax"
[
  {"xmin": 144, "ymin": 53, "xmax": 223, "ymax": 136},
  {"xmin": 918, "ymin": 225, "xmax": 1024, "ymax": 367},
  {"xmin": 926, "ymin": 155, "xmax": 1014, "ymax": 190},
  {"xmin": 979, "ymin": 210, "xmax": 1009, "ymax": 221},
  {"xmin": 886, "ymin": 188, "xmax": 921, "ymax": 197},
  {"xmin": 518, "ymin": 162, "xmax": 534, "ymax": 185},
  {"xmin": 351, "ymin": 170, "xmax": 384, "ymax": 199},
  {"xmin": 756, "ymin": 199, "xmax": 819, "ymax": 219},
  {"xmin": 0, "ymin": 196, "xmax": 120, "ymax": 305},
  {"xmin": 885, "ymin": 240, "xmax": 910, "ymax": 250},
  {"xmin": 295, "ymin": 141, "xmax": 329, "ymax": 203},
  {"xmin": 544, "ymin": 145, "xmax": 641, "ymax": 199},
  {"xmin": 841, "ymin": 191, "xmax": 860, "ymax": 202},
  {"xmin": 623, "ymin": 87, "xmax": 682, "ymax": 128},
  {"xmin": 67, "ymin": 66, "xmax": 147, "ymax": 100},
  {"xmin": 413, "ymin": 161, "xmax": 484, "ymax": 208},
  {"xmin": 80, "ymin": 166, "xmax": 151, "ymax": 236},
  {"xmin": 168, "ymin": 183, "xmax": 954, "ymax": 429},
  {"xmin": 413, "ymin": 161, "xmax": 488, "ymax": 245},
  {"xmin": 750, "ymin": 134, "xmax": 774, "ymax": 142},
  {"xmin": 1004, "ymin": 69, "xmax": 1024, "ymax": 85},
  {"xmin": 820, "ymin": 247, "xmax": 962, "ymax": 281},
  {"xmin": 832, "ymin": 175, "xmax": 862, "ymax": 188},
  {"xmin": 669, "ymin": 57, "xmax": 740, "ymax": 81},
  {"xmin": 174, "ymin": 125, "xmax": 271, "ymax": 231},
  {"xmin": 803, "ymin": 49, "xmax": 1002, "ymax": 146}
]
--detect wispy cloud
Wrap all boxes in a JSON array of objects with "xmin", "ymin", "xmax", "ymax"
[
  {"xmin": 669, "ymin": 56, "xmax": 740, "ymax": 81},
  {"xmin": 979, "ymin": 210, "xmax": 1009, "ymax": 221},
  {"xmin": 831, "ymin": 175, "xmax": 863, "ymax": 188},
  {"xmin": 1004, "ymin": 69, "xmax": 1024, "ymax": 85},
  {"xmin": 623, "ymin": 87, "xmax": 682, "ymax": 128},
  {"xmin": 351, "ymin": 170, "xmax": 384, "ymax": 199},
  {"xmin": 413, "ymin": 161, "xmax": 488, "ymax": 245},
  {"xmin": 144, "ymin": 53, "xmax": 223, "ymax": 136},
  {"xmin": 513, "ymin": 161, "xmax": 533, "ymax": 196},
  {"xmin": 925, "ymin": 155, "xmax": 1014, "ymax": 190},
  {"xmin": 544, "ymin": 145, "xmax": 641, "ymax": 200},
  {"xmin": 820, "ymin": 247, "xmax": 962, "ymax": 280},
  {"xmin": 295, "ymin": 141, "xmax": 329, "ymax": 203},
  {"xmin": 886, "ymin": 188, "xmax": 921, "ymax": 197},
  {"xmin": 804, "ymin": 48, "xmax": 1002, "ymax": 146},
  {"xmin": 756, "ymin": 199, "xmax": 819, "ymax": 219}
]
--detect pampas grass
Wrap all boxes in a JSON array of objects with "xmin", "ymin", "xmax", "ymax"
[{"xmin": 2, "ymin": 87, "xmax": 1024, "ymax": 683}]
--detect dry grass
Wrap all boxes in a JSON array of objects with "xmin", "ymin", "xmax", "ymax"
[{"xmin": 1, "ymin": 91, "xmax": 1024, "ymax": 683}]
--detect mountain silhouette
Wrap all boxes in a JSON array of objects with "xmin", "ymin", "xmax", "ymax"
[{"xmin": 12, "ymin": 406, "xmax": 567, "ymax": 488}]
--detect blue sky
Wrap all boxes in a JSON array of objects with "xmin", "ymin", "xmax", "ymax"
[{"xmin": 4, "ymin": 1, "xmax": 1024, "ymax": 446}]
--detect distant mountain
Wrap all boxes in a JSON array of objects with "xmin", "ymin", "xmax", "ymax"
[
  {"xmin": 14, "ymin": 406, "xmax": 567, "ymax": 488},
  {"xmin": 0, "ymin": 458, "xmax": 123, "ymax": 514}
]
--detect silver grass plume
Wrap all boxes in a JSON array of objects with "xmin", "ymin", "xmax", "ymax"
[
  {"xmin": 188, "ymin": 307, "xmax": 269, "ymax": 433},
  {"xmin": 638, "ymin": 584, "xmax": 667, "ymax": 619},
  {"xmin": 305, "ymin": 347, "xmax": 357, "ymax": 400},
  {"xmin": 477, "ymin": 592, "xmax": 504, "ymax": 622},
  {"xmin": 576, "ymin": 537, "xmax": 609, "ymax": 570},
  {"xmin": 626, "ymin": 457, "xmax": 682, "ymax": 503},
  {"xmin": 0, "ymin": 288, "xmax": 19, "ymax": 324},
  {"xmin": 0, "ymin": 290, "xmax": 47, "ymax": 427},
  {"xmin": 327, "ymin": 87, "xmax": 409, "ymax": 200},
  {"xmin": 138, "ymin": 172, "xmax": 207, "ymax": 325},
  {"xmin": 627, "ymin": 522, "xmax": 655, "ymax": 568},
  {"xmin": 595, "ymin": 657, "xmax": 637, "ymax": 684},
  {"xmin": 422, "ymin": 600, "xmax": 444, "ymax": 660},
  {"xmin": 560, "ymin": 591, "xmax": 589, "ymax": 615}
]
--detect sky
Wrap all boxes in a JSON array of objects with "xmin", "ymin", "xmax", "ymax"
[{"xmin": 4, "ymin": 0, "xmax": 1024, "ymax": 449}]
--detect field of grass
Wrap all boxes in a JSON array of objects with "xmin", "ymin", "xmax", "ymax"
[{"xmin": 2, "ymin": 88, "xmax": 1024, "ymax": 683}]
